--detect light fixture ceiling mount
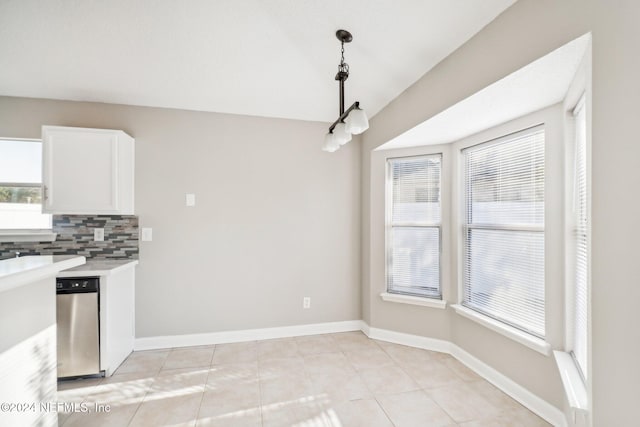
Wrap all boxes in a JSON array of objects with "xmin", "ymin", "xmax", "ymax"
[
  {"xmin": 322, "ymin": 29, "xmax": 369, "ymax": 152},
  {"xmin": 335, "ymin": 29, "xmax": 353, "ymax": 44}
]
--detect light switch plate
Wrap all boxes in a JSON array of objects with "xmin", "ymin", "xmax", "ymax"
[
  {"xmin": 141, "ymin": 228, "xmax": 153, "ymax": 242},
  {"xmin": 94, "ymin": 228, "xmax": 104, "ymax": 242},
  {"xmin": 186, "ymin": 193, "xmax": 196, "ymax": 207}
]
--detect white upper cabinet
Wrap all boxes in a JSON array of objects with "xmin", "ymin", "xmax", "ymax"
[{"xmin": 42, "ymin": 126, "xmax": 134, "ymax": 214}]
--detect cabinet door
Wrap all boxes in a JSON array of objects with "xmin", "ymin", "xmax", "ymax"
[{"xmin": 43, "ymin": 127, "xmax": 120, "ymax": 214}]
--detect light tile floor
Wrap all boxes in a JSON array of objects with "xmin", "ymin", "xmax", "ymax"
[{"xmin": 57, "ymin": 332, "xmax": 550, "ymax": 427}]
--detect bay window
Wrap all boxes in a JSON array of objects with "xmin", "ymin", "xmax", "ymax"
[
  {"xmin": 462, "ymin": 127, "xmax": 545, "ymax": 337},
  {"xmin": 386, "ymin": 154, "xmax": 442, "ymax": 299},
  {"xmin": 570, "ymin": 98, "xmax": 588, "ymax": 379}
]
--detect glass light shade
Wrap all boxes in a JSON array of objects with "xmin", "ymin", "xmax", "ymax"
[
  {"xmin": 322, "ymin": 132, "xmax": 340, "ymax": 152},
  {"xmin": 333, "ymin": 122, "xmax": 352, "ymax": 145},
  {"xmin": 345, "ymin": 108, "xmax": 369, "ymax": 135}
]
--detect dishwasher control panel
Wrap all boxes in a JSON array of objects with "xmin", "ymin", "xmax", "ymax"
[{"xmin": 56, "ymin": 277, "xmax": 99, "ymax": 293}]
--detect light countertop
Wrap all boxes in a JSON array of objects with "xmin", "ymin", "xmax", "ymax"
[
  {"xmin": 0, "ymin": 255, "xmax": 86, "ymax": 293},
  {"xmin": 59, "ymin": 259, "xmax": 138, "ymax": 277}
]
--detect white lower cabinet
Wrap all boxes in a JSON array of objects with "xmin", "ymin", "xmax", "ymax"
[
  {"xmin": 99, "ymin": 266, "xmax": 135, "ymax": 376},
  {"xmin": 42, "ymin": 126, "xmax": 134, "ymax": 214},
  {"xmin": 59, "ymin": 262, "xmax": 136, "ymax": 377}
]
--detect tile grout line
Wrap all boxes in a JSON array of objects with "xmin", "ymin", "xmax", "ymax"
[
  {"xmin": 258, "ymin": 344, "xmax": 264, "ymax": 427},
  {"xmin": 125, "ymin": 351, "xmax": 169, "ymax": 427},
  {"xmin": 335, "ymin": 335, "xmax": 386, "ymax": 421},
  {"xmin": 373, "ymin": 394, "xmax": 399, "ymax": 427},
  {"xmin": 367, "ymin": 338, "xmax": 400, "ymax": 427},
  {"xmin": 376, "ymin": 341, "xmax": 471, "ymax": 425},
  {"xmin": 58, "ymin": 377, "xmax": 103, "ymax": 427},
  {"xmin": 192, "ymin": 345, "xmax": 217, "ymax": 426},
  {"xmin": 369, "ymin": 336, "xmax": 463, "ymax": 426},
  {"xmin": 380, "ymin": 342, "xmax": 515, "ymax": 425}
]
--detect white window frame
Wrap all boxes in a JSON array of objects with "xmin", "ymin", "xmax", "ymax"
[
  {"xmin": 384, "ymin": 153, "xmax": 443, "ymax": 302},
  {"xmin": 0, "ymin": 138, "xmax": 54, "ymax": 242},
  {"xmin": 457, "ymin": 124, "xmax": 548, "ymax": 342},
  {"xmin": 568, "ymin": 94, "xmax": 589, "ymax": 381},
  {"xmin": 449, "ymin": 106, "xmax": 567, "ymax": 356},
  {"xmin": 553, "ymin": 97, "xmax": 590, "ymax": 414}
]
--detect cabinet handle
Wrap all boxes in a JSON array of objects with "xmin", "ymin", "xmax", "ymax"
[{"xmin": 43, "ymin": 185, "xmax": 48, "ymax": 201}]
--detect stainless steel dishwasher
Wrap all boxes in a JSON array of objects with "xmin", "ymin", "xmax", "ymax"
[{"xmin": 56, "ymin": 277, "xmax": 101, "ymax": 378}]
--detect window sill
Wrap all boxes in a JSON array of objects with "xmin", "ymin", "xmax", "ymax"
[
  {"xmin": 0, "ymin": 231, "xmax": 57, "ymax": 243},
  {"xmin": 380, "ymin": 292, "xmax": 447, "ymax": 309},
  {"xmin": 553, "ymin": 351, "xmax": 589, "ymax": 413},
  {"xmin": 451, "ymin": 304, "xmax": 551, "ymax": 356}
]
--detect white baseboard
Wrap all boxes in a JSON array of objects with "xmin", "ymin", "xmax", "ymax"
[
  {"xmin": 365, "ymin": 326, "xmax": 451, "ymax": 354},
  {"xmin": 134, "ymin": 320, "xmax": 365, "ymax": 351},
  {"xmin": 450, "ymin": 344, "xmax": 567, "ymax": 427},
  {"xmin": 361, "ymin": 325, "xmax": 566, "ymax": 427}
]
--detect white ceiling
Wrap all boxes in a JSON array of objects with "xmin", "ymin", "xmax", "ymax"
[
  {"xmin": 0, "ymin": 0, "xmax": 515, "ymax": 123},
  {"xmin": 377, "ymin": 33, "xmax": 591, "ymax": 150}
]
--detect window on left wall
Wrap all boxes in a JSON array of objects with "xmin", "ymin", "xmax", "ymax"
[
  {"xmin": 0, "ymin": 139, "xmax": 52, "ymax": 231},
  {"xmin": 386, "ymin": 154, "xmax": 442, "ymax": 299}
]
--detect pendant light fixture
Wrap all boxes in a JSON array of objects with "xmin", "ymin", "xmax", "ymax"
[{"xmin": 322, "ymin": 29, "xmax": 369, "ymax": 152}]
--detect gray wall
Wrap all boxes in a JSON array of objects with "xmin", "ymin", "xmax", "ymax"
[
  {"xmin": 590, "ymin": 2, "xmax": 640, "ymax": 426},
  {"xmin": 362, "ymin": 0, "xmax": 640, "ymax": 425},
  {"xmin": 0, "ymin": 97, "xmax": 362, "ymax": 337}
]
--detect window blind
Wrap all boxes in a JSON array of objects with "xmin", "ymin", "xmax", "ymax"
[
  {"xmin": 463, "ymin": 127, "xmax": 545, "ymax": 337},
  {"xmin": 387, "ymin": 155, "xmax": 441, "ymax": 298},
  {"xmin": 572, "ymin": 100, "xmax": 588, "ymax": 379}
]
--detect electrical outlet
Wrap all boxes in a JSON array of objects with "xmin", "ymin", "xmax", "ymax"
[
  {"xmin": 303, "ymin": 297, "xmax": 311, "ymax": 309},
  {"xmin": 141, "ymin": 228, "xmax": 153, "ymax": 242},
  {"xmin": 186, "ymin": 193, "xmax": 196, "ymax": 207},
  {"xmin": 94, "ymin": 228, "xmax": 104, "ymax": 242}
]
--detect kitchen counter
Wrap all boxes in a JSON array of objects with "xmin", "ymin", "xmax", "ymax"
[
  {"xmin": 0, "ymin": 255, "xmax": 86, "ymax": 293},
  {"xmin": 0, "ymin": 254, "xmax": 85, "ymax": 427},
  {"xmin": 59, "ymin": 259, "xmax": 138, "ymax": 277}
]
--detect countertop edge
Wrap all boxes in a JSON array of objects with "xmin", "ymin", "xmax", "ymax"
[
  {"xmin": 57, "ymin": 260, "xmax": 139, "ymax": 278},
  {"xmin": 0, "ymin": 256, "xmax": 86, "ymax": 294}
]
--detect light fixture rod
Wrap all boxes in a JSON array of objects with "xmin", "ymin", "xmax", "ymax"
[
  {"xmin": 329, "ymin": 101, "xmax": 360, "ymax": 133},
  {"xmin": 335, "ymin": 30, "xmax": 351, "ymax": 117},
  {"xmin": 339, "ymin": 78, "xmax": 345, "ymax": 116}
]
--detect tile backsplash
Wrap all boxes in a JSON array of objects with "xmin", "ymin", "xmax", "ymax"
[{"xmin": 0, "ymin": 215, "xmax": 139, "ymax": 260}]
